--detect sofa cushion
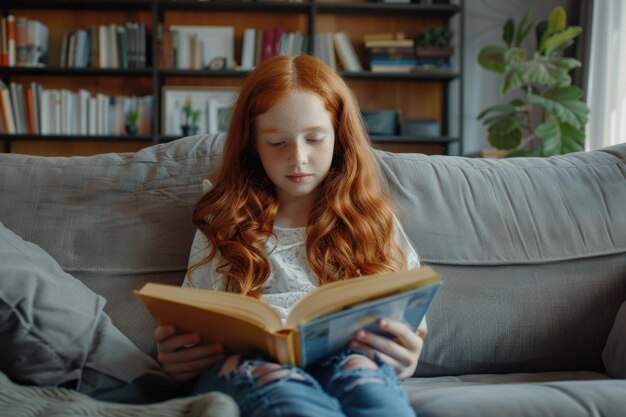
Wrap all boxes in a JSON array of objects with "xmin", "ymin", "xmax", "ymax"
[
  {"xmin": 404, "ymin": 374, "xmax": 626, "ymax": 417},
  {"xmin": 377, "ymin": 145, "xmax": 626, "ymax": 265},
  {"xmin": 603, "ymin": 301, "xmax": 626, "ymax": 377},
  {"xmin": 0, "ymin": 134, "xmax": 226, "ymax": 355},
  {"xmin": 0, "ymin": 221, "xmax": 177, "ymax": 403},
  {"xmin": 376, "ymin": 144, "xmax": 626, "ymax": 376}
]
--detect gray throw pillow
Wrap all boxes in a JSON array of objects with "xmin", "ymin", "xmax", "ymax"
[
  {"xmin": 0, "ymin": 221, "xmax": 178, "ymax": 403},
  {"xmin": 603, "ymin": 301, "xmax": 626, "ymax": 378}
]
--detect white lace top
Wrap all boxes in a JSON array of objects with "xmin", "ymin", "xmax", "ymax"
[{"xmin": 183, "ymin": 217, "xmax": 420, "ymax": 320}]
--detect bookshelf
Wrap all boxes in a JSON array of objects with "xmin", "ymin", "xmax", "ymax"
[{"xmin": 0, "ymin": 0, "xmax": 464, "ymax": 156}]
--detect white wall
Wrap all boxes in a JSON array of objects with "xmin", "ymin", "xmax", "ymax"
[{"xmin": 460, "ymin": 0, "xmax": 566, "ymax": 155}]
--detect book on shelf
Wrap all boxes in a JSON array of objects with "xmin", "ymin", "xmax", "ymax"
[
  {"xmin": 239, "ymin": 28, "xmax": 256, "ymax": 70},
  {"xmin": 0, "ymin": 82, "xmax": 16, "ymax": 134},
  {"xmin": 334, "ymin": 32, "xmax": 363, "ymax": 72},
  {"xmin": 314, "ymin": 32, "xmax": 337, "ymax": 71},
  {"xmin": 7, "ymin": 15, "xmax": 15, "ymax": 67},
  {"xmin": 273, "ymin": 27, "xmax": 285, "ymax": 57},
  {"xmin": 135, "ymin": 265, "xmax": 442, "ymax": 368},
  {"xmin": 169, "ymin": 25, "xmax": 235, "ymax": 70},
  {"xmin": 2, "ymin": 16, "xmax": 48, "ymax": 67},
  {"xmin": 0, "ymin": 18, "xmax": 6, "ymax": 66},
  {"xmin": 0, "ymin": 81, "xmax": 152, "ymax": 136},
  {"xmin": 365, "ymin": 39, "xmax": 414, "ymax": 49},
  {"xmin": 261, "ymin": 28, "xmax": 275, "ymax": 62},
  {"xmin": 368, "ymin": 46, "xmax": 416, "ymax": 61},
  {"xmin": 370, "ymin": 63, "xmax": 418, "ymax": 73}
]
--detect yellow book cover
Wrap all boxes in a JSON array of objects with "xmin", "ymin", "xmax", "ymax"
[{"xmin": 135, "ymin": 265, "xmax": 442, "ymax": 367}]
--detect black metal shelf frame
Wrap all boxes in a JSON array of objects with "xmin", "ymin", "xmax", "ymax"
[{"xmin": 0, "ymin": 0, "xmax": 464, "ymax": 155}]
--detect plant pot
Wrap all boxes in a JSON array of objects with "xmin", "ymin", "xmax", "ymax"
[
  {"xmin": 415, "ymin": 47, "xmax": 453, "ymax": 57},
  {"xmin": 125, "ymin": 124, "xmax": 137, "ymax": 136},
  {"xmin": 181, "ymin": 125, "xmax": 199, "ymax": 136},
  {"xmin": 415, "ymin": 47, "xmax": 453, "ymax": 69},
  {"xmin": 481, "ymin": 148, "xmax": 509, "ymax": 159}
]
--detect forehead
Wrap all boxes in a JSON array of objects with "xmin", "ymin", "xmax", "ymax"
[{"xmin": 255, "ymin": 90, "xmax": 332, "ymax": 132}]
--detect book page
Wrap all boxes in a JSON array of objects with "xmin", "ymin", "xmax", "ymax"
[
  {"xmin": 297, "ymin": 280, "xmax": 441, "ymax": 367},
  {"xmin": 135, "ymin": 283, "xmax": 283, "ymax": 331},
  {"xmin": 287, "ymin": 266, "xmax": 440, "ymax": 327}
]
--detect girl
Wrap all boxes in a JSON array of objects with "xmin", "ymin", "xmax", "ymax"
[{"xmin": 155, "ymin": 54, "xmax": 425, "ymax": 417}]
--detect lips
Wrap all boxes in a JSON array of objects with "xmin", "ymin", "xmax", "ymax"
[{"xmin": 286, "ymin": 174, "xmax": 312, "ymax": 183}]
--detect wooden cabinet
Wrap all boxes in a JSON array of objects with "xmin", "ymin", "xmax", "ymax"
[{"xmin": 1, "ymin": 0, "xmax": 463, "ymax": 156}]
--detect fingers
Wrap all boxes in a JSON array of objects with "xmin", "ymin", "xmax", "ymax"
[
  {"xmin": 157, "ymin": 330, "xmax": 201, "ymax": 354},
  {"xmin": 417, "ymin": 317, "xmax": 428, "ymax": 339},
  {"xmin": 154, "ymin": 324, "xmax": 176, "ymax": 344},
  {"xmin": 351, "ymin": 327, "xmax": 414, "ymax": 368},
  {"xmin": 159, "ymin": 344, "xmax": 225, "ymax": 382},
  {"xmin": 153, "ymin": 325, "xmax": 225, "ymax": 382},
  {"xmin": 379, "ymin": 319, "xmax": 422, "ymax": 352},
  {"xmin": 350, "ymin": 319, "xmax": 425, "ymax": 379}
]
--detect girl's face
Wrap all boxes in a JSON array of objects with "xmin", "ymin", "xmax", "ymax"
[{"xmin": 254, "ymin": 90, "xmax": 335, "ymax": 209}]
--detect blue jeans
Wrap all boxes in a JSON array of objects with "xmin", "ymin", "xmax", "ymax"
[{"xmin": 192, "ymin": 349, "xmax": 416, "ymax": 417}]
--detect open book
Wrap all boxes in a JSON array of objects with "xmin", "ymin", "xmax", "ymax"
[{"xmin": 135, "ymin": 265, "xmax": 442, "ymax": 367}]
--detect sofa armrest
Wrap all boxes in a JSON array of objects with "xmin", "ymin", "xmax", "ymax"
[{"xmin": 603, "ymin": 301, "xmax": 626, "ymax": 378}]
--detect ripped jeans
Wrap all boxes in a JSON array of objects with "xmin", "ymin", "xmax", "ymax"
[{"xmin": 191, "ymin": 349, "xmax": 416, "ymax": 417}]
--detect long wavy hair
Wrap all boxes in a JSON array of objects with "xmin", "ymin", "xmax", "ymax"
[{"xmin": 192, "ymin": 54, "xmax": 406, "ymax": 299}]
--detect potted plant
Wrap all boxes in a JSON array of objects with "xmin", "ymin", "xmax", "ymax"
[
  {"xmin": 414, "ymin": 26, "xmax": 453, "ymax": 69},
  {"xmin": 181, "ymin": 96, "xmax": 201, "ymax": 136},
  {"xmin": 125, "ymin": 110, "xmax": 138, "ymax": 136},
  {"xmin": 477, "ymin": 7, "xmax": 589, "ymax": 157}
]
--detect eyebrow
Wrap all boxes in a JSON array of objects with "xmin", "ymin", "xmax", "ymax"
[{"xmin": 259, "ymin": 126, "xmax": 328, "ymax": 135}]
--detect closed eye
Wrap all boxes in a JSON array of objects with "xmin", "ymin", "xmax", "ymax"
[{"xmin": 307, "ymin": 136, "xmax": 325, "ymax": 143}]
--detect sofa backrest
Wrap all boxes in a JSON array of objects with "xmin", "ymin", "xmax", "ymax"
[
  {"xmin": 0, "ymin": 136, "xmax": 224, "ymax": 354},
  {"xmin": 1, "ymin": 134, "xmax": 624, "ymax": 376},
  {"xmin": 376, "ymin": 145, "xmax": 626, "ymax": 375}
]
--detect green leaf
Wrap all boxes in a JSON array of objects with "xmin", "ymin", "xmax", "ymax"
[
  {"xmin": 514, "ymin": 9, "xmax": 534, "ymax": 47},
  {"xmin": 501, "ymin": 57, "xmax": 581, "ymax": 93},
  {"xmin": 478, "ymin": 46, "xmax": 507, "ymax": 73},
  {"xmin": 501, "ymin": 67, "xmax": 527, "ymax": 95},
  {"xmin": 544, "ymin": 85, "xmax": 583, "ymax": 101},
  {"xmin": 485, "ymin": 112, "xmax": 524, "ymax": 150},
  {"xmin": 542, "ymin": 27, "xmax": 583, "ymax": 55},
  {"xmin": 477, "ymin": 103, "xmax": 518, "ymax": 120},
  {"xmin": 560, "ymin": 122, "xmax": 586, "ymax": 153},
  {"xmin": 535, "ymin": 120, "xmax": 585, "ymax": 156},
  {"xmin": 528, "ymin": 89, "xmax": 589, "ymax": 129},
  {"xmin": 535, "ymin": 119, "xmax": 561, "ymax": 156},
  {"xmin": 503, "ymin": 19, "xmax": 515, "ymax": 46},
  {"xmin": 539, "ymin": 6, "xmax": 567, "ymax": 52},
  {"xmin": 489, "ymin": 126, "xmax": 522, "ymax": 150},
  {"xmin": 535, "ymin": 20, "xmax": 548, "ymax": 50},
  {"xmin": 504, "ymin": 47, "xmax": 526, "ymax": 63}
]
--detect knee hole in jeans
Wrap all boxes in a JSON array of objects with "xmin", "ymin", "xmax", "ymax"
[
  {"xmin": 252, "ymin": 364, "xmax": 306, "ymax": 385},
  {"xmin": 340, "ymin": 355, "xmax": 385, "ymax": 390},
  {"xmin": 218, "ymin": 354, "xmax": 241, "ymax": 376},
  {"xmin": 341, "ymin": 354, "xmax": 378, "ymax": 371},
  {"xmin": 219, "ymin": 356, "xmax": 306, "ymax": 386}
]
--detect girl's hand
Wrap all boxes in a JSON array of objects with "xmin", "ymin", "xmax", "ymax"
[
  {"xmin": 154, "ymin": 324, "xmax": 225, "ymax": 382},
  {"xmin": 351, "ymin": 317, "xmax": 427, "ymax": 380}
]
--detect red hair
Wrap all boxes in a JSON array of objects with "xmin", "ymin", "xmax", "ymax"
[{"xmin": 192, "ymin": 55, "xmax": 406, "ymax": 298}]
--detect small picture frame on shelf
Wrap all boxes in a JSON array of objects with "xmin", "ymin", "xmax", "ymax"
[{"xmin": 162, "ymin": 86, "xmax": 239, "ymax": 137}]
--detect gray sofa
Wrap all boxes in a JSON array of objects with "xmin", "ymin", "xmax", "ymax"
[{"xmin": 1, "ymin": 133, "xmax": 625, "ymax": 417}]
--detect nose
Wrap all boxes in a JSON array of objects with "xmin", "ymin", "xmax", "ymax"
[{"xmin": 288, "ymin": 140, "xmax": 307, "ymax": 166}]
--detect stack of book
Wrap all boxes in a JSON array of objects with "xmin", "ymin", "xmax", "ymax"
[
  {"xmin": 0, "ymin": 15, "xmax": 49, "ymax": 67},
  {"xmin": 0, "ymin": 80, "xmax": 152, "ymax": 136},
  {"xmin": 314, "ymin": 31, "xmax": 362, "ymax": 72},
  {"xmin": 160, "ymin": 25, "xmax": 306, "ymax": 71},
  {"xmin": 60, "ymin": 23, "xmax": 147, "ymax": 69},
  {"xmin": 364, "ymin": 32, "xmax": 417, "ymax": 73}
]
